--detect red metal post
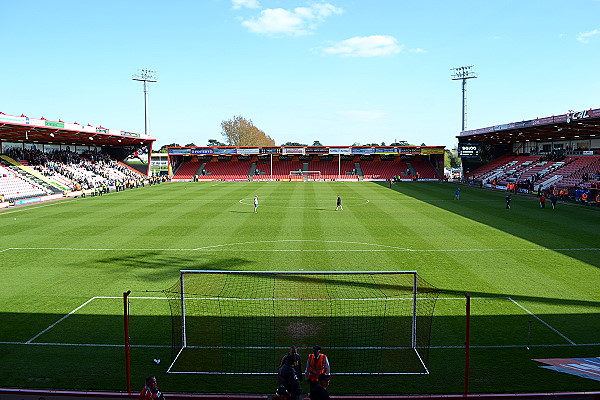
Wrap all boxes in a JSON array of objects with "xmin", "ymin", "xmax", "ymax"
[
  {"xmin": 123, "ymin": 290, "xmax": 132, "ymax": 394},
  {"xmin": 464, "ymin": 292, "xmax": 471, "ymax": 397}
]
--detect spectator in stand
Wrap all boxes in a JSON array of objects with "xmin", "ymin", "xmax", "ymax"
[{"xmin": 139, "ymin": 376, "xmax": 165, "ymax": 400}]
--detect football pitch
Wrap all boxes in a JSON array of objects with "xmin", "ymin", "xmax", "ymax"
[{"xmin": 0, "ymin": 181, "xmax": 599, "ymax": 395}]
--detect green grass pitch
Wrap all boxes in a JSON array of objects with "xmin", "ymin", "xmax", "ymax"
[{"xmin": 0, "ymin": 181, "xmax": 598, "ymax": 395}]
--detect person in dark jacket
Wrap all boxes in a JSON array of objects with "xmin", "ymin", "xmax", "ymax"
[
  {"xmin": 308, "ymin": 373, "xmax": 330, "ymax": 400},
  {"xmin": 279, "ymin": 346, "xmax": 303, "ymax": 383},
  {"xmin": 279, "ymin": 355, "xmax": 301, "ymax": 398}
]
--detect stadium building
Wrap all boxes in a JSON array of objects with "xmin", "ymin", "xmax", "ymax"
[
  {"xmin": 167, "ymin": 145, "xmax": 446, "ymax": 182},
  {"xmin": 458, "ymin": 107, "xmax": 600, "ymax": 196}
]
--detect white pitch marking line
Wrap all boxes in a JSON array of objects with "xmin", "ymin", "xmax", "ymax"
[
  {"xmin": 0, "ymin": 199, "xmax": 79, "ymax": 215},
  {"xmin": 508, "ymin": 297, "xmax": 576, "ymax": 345},
  {"xmin": 26, "ymin": 297, "xmax": 99, "ymax": 344},
  {"xmin": 2, "ymin": 246, "xmax": 599, "ymax": 253},
  {"xmin": 2, "ymin": 341, "xmax": 597, "ymax": 349}
]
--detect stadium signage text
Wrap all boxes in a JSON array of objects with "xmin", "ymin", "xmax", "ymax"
[
  {"xmin": 191, "ymin": 148, "xmax": 213, "ymax": 154},
  {"xmin": 260, "ymin": 148, "xmax": 281, "ymax": 154},
  {"xmin": 237, "ymin": 148, "xmax": 260, "ymax": 154},
  {"xmin": 283, "ymin": 147, "xmax": 305, "ymax": 154},
  {"xmin": 329, "ymin": 148, "xmax": 351, "ymax": 154},
  {"xmin": 213, "ymin": 148, "xmax": 236, "ymax": 154},
  {"xmin": 305, "ymin": 147, "xmax": 329, "ymax": 154},
  {"xmin": 566, "ymin": 109, "xmax": 590, "ymax": 123},
  {"xmin": 352, "ymin": 147, "xmax": 374, "ymax": 154}
]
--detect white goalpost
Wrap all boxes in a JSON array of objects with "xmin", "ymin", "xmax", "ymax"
[{"xmin": 164, "ymin": 270, "xmax": 440, "ymax": 375}]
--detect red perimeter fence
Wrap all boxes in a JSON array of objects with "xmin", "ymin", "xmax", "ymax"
[{"xmin": 1, "ymin": 389, "xmax": 599, "ymax": 400}]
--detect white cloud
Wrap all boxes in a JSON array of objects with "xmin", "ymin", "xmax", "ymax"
[
  {"xmin": 322, "ymin": 35, "xmax": 403, "ymax": 57},
  {"xmin": 338, "ymin": 109, "xmax": 385, "ymax": 122},
  {"xmin": 409, "ymin": 48, "xmax": 426, "ymax": 53},
  {"xmin": 576, "ymin": 29, "xmax": 600, "ymax": 43},
  {"xmin": 232, "ymin": 0, "xmax": 260, "ymax": 9},
  {"xmin": 241, "ymin": 3, "xmax": 343, "ymax": 36}
]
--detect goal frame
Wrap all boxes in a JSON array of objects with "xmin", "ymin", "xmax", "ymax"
[
  {"xmin": 289, "ymin": 170, "xmax": 321, "ymax": 176},
  {"xmin": 168, "ymin": 270, "xmax": 430, "ymax": 375}
]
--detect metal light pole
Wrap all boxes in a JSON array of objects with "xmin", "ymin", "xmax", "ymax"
[
  {"xmin": 451, "ymin": 65, "xmax": 477, "ymax": 132},
  {"xmin": 132, "ymin": 68, "xmax": 157, "ymax": 136}
]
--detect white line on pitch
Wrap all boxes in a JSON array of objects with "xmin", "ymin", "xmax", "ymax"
[
  {"xmin": 1, "ymin": 341, "xmax": 597, "ymax": 349},
  {"xmin": 0, "ymin": 199, "xmax": 78, "ymax": 215},
  {"xmin": 2, "ymin": 247, "xmax": 599, "ymax": 253},
  {"xmin": 26, "ymin": 297, "xmax": 98, "ymax": 344},
  {"xmin": 507, "ymin": 297, "xmax": 576, "ymax": 345}
]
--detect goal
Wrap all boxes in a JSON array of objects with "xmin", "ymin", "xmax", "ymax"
[
  {"xmin": 290, "ymin": 170, "xmax": 321, "ymax": 176},
  {"xmin": 163, "ymin": 270, "xmax": 440, "ymax": 375}
]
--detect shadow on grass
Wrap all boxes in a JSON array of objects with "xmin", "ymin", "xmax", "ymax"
[
  {"xmin": 1, "ymin": 311, "xmax": 598, "ymax": 394},
  {"xmin": 379, "ymin": 181, "xmax": 600, "ymax": 268}
]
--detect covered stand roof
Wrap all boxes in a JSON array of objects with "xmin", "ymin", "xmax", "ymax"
[
  {"xmin": 0, "ymin": 112, "xmax": 155, "ymax": 147},
  {"xmin": 458, "ymin": 108, "xmax": 600, "ymax": 144}
]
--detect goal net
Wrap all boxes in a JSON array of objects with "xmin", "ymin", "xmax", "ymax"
[
  {"xmin": 290, "ymin": 170, "xmax": 321, "ymax": 176},
  {"xmin": 163, "ymin": 270, "xmax": 440, "ymax": 375}
]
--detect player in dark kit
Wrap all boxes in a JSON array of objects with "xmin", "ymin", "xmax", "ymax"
[{"xmin": 505, "ymin": 194, "xmax": 512, "ymax": 209}]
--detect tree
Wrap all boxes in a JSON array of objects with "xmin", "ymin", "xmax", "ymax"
[
  {"xmin": 185, "ymin": 142, "xmax": 197, "ymax": 147},
  {"xmin": 207, "ymin": 139, "xmax": 226, "ymax": 146},
  {"xmin": 282, "ymin": 141, "xmax": 307, "ymax": 146},
  {"xmin": 157, "ymin": 143, "xmax": 181, "ymax": 153},
  {"xmin": 381, "ymin": 142, "xmax": 386, "ymax": 146},
  {"xmin": 390, "ymin": 141, "xmax": 410, "ymax": 146},
  {"xmin": 421, "ymin": 143, "xmax": 427, "ymax": 146},
  {"xmin": 312, "ymin": 140, "xmax": 322, "ymax": 146},
  {"xmin": 221, "ymin": 115, "xmax": 275, "ymax": 146},
  {"xmin": 445, "ymin": 149, "xmax": 461, "ymax": 168}
]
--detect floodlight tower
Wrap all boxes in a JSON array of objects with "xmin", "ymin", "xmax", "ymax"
[
  {"xmin": 451, "ymin": 65, "xmax": 477, "ymax": 132},
  {"xmin": 132, "ymin": 68, "xmax": 157, "ymax": 136}
]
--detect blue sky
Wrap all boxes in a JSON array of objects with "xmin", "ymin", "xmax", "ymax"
[{"xmin": 2, "ymin": 0, "xmax": 600, "ymax": 149}]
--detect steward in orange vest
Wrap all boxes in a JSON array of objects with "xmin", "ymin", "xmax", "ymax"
[{"xmin": 305, "ymin": 345, "xmax": 330, "ymax": 390}]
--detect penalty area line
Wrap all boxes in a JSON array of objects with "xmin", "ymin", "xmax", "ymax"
[
  {"xmin": 26, "ymin": 297, "xmax": 98, "ymax": 344},
  {"xmin": 508, "ymin": 297, "xmax": 576, "ymax": 345}
]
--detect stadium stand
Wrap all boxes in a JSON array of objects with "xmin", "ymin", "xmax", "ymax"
[
  {"xmin": 0, "ymin": 148, "xmax": 153, "ymax": 203},
  {"xmin": 410, "ymin": 158, "xmax": 441, "ymax": 179},
  {"xmin": 253, "ymin": 158, "xmax": 304, "ymax": 180},
  {"xmin": 198, "ymin": 158, "xmax": 254, "ymax": 180},
  {"xmin": 360, "ymin": 159, "xmax": 412, "ymax": 179},
  {"xmin": 0, "ymin": 164, "xmax": 52, "ymax": 201},
  {"xmin": 172, "ymin": 160, "xmax": 202, "ymax": 180},
  {"xmin": 307, "ymin": 159, "xmax": 358, "ymax": 179}
]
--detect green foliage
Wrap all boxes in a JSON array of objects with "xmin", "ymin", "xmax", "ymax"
[
  {"xmin": 157, "ymin": 143, "xmax": 180, "ymax": 153},
  {"xmin": 282, "ymin": 141, "xmax": 307, "ymax": 146},
  {"xmin": 207, "ymin": 138, "xmax": 226, "ymax": 146},
  {"xmin": 445, "ymin": 149, "xmax": 461, "ymax": 168}
]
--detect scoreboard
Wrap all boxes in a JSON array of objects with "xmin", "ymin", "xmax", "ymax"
[{"xmin": 458, "ymin": 143, "xmax": 480, "ymax": 158}]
